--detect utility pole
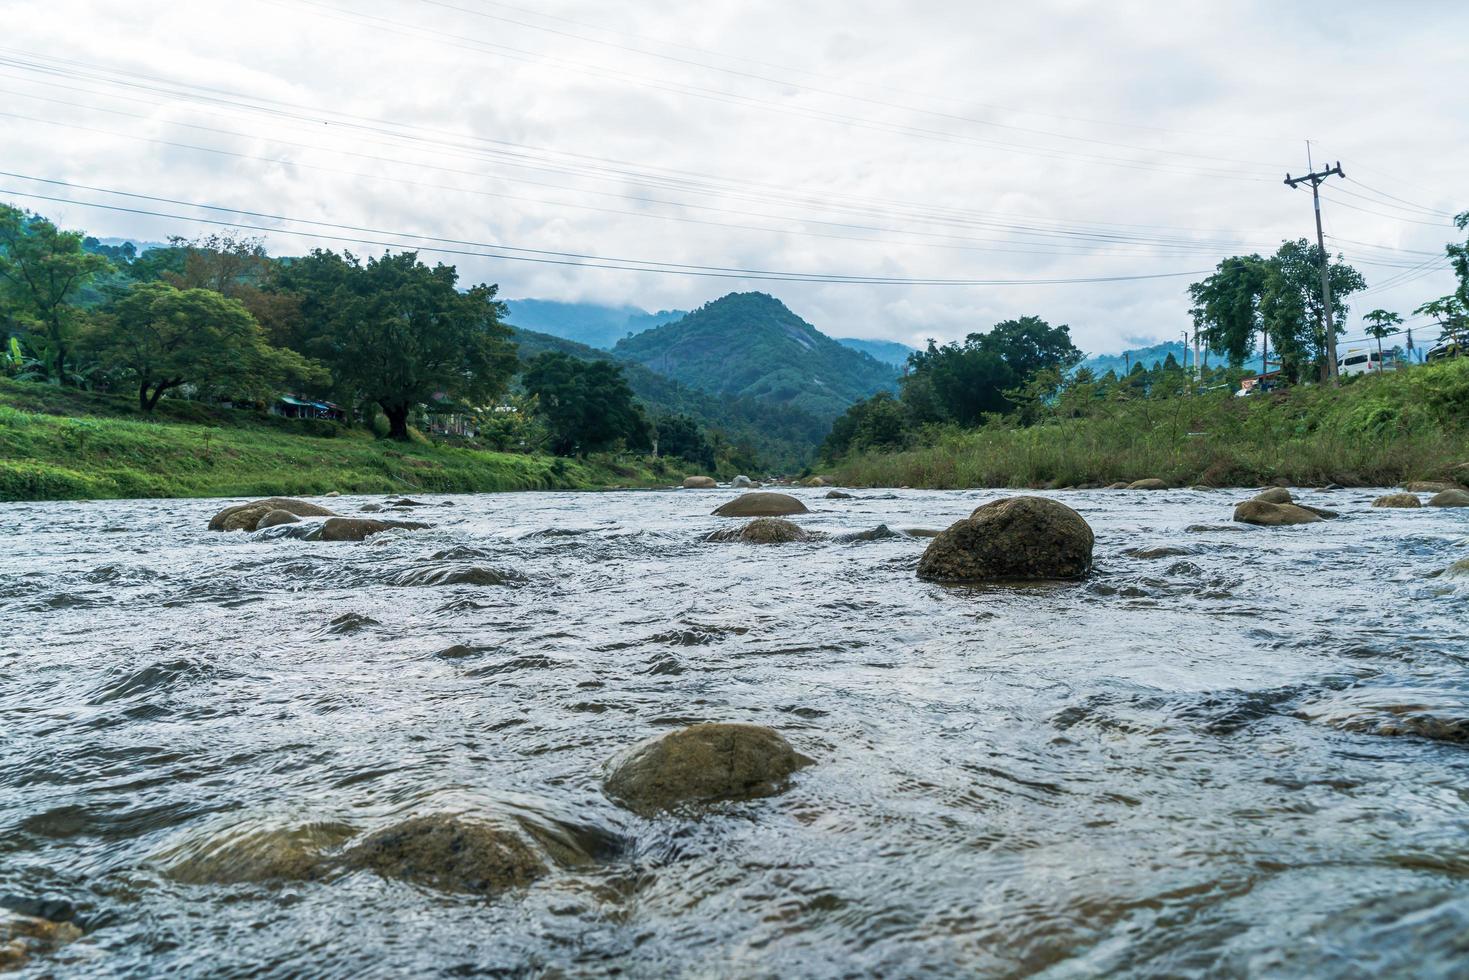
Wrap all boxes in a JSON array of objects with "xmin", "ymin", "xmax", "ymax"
[
  {"xmin": 1193, "ymin": 330, "xmax": 1202, "ymax": 384},
  {"xmin": 1284, "ymin": 150, "xmax": 1346, "ymax": 383}
]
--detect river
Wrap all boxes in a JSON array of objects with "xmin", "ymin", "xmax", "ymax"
[{"xmin": 2, "ymin": 487, "xmax": 1467, "ymax": 977}]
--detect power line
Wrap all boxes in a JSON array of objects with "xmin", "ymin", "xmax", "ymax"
[{"xmin": 0, "ymin": 175, "xmax": 1216, "ymax": 286}]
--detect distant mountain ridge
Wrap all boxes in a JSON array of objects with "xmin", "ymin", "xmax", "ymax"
[
  {"xmin": 611, "ymin": 292, "xmax": 898, "ymax": 420},
  {"xmin": 504, "ymin": 299, "xmax": 686, "ymax": 350},
  {"xmin": 1077, "ymin": 341, "xmax": 1219, "ymax": 377},
  {"xmin": 836, "ymin": 337, "xmax": 914, "ymax": 367}
]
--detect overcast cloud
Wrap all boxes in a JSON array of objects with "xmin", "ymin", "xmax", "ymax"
[{"xmin": 2, "ymin": 0, "xmax": 1464, "ymax": 355}]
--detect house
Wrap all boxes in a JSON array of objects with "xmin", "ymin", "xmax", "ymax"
[{"xmin": 272, "ymin": 395, "xmax": 345, "ymax": 422}]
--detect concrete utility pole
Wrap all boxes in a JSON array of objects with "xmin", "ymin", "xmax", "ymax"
[{"xmin": 1284, "ymin": 151, "xmax": 1346, "ymax": 382}]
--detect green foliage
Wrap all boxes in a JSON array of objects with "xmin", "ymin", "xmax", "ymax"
[
  {"xmin": 612, "ymin": 292, "xmax": 897, "ymax": 421},
  {"xmin": 1189, "ymin": 254, "xmax": 1269, "ymax": 364},
  {"xmin": 522, "ymin": 352, "xmax": 650, "ymax": 456},
  {"xmin": 654, "ymin": 413, "xmax": 715, "ymax": 469},
  {"xmin": 273, "ymin": 249, "xmax": 518, "ymax": 439},
  {"xmin": 0, "ymin": 205, "xmax": 114, "ymax": 382},
  {"xmin": 86, "ymin": 281, "xmax": 325, "ymax": 411},
  {"xmin": 1261, "ymin": 239, "xmax": 1366, "ymax": 379}
]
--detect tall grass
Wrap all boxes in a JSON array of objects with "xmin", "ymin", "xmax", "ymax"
[{"xmin": 834, "ymin": 360, "xmax": 1469, "ymax": 489}]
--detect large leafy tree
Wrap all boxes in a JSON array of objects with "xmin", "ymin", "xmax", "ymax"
[
  {"xmin": 0, "ymin": 205, "xmax": 113, "ymax": 383},
  {"xmin": 276, "ymin": 250, "xmax": 517, "ymax": 439},
  {"xmin": 1414, "ymin": 296, "xmax": 1467, "ymax": 350},
  {"xmin": 1188, "ymin": 255, "xmax": 1269, "ymax": 364},
  {"xmin": 522, "ymin": 352, "xmax": 650, "ymax": 456},
  {"xmin": 1449, "ymin": 211, "xmax": 1468, "ymax": 307},
  {"xmin": 89, "ymin": 281, "xmax": 322, "ymax": 411},
  {"xmin": 900, "ymin": 316, "xmax": 1080, "ymax": 425},
  {"xmin": 1260, "ymin": 239, "xmax": 1366, "ymax": 381},
  {"xmin": 655, "ymin": 413, "xmax": 714, "ymax": 468}
]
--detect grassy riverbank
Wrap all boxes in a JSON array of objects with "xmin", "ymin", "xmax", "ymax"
[
  {"xmin": 832, "ymin": 360, "xmax": 1469, "ymax": 489},
  {"xmin": 0, "ymin": 379, "xmax": 677, "ymax": 501}
]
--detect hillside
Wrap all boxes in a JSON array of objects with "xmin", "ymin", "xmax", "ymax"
[
  {"xmin": 509, "ymin": 326, "xmax": 827, "ymax": 467},
  {"xmin": 837, "ymin": 337, "xmax": 914, "ymax": 367},
  {"xmin": 612, "ymin": 293, "xmax": 898, "ymax": 420},
  {"xmin": 1077, "ymin": 341, "xmax": 1217, "ymax": 377},
  {"xmin": 504, "ymin": 299, "xmax": 687, "ymax": 350}
]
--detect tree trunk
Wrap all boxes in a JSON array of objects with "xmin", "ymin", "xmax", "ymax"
[
  {"xmin": 383, "ymin": 403, "xmax": 411, "ymax": 440},
  {"xmin": 139, "ymin": 379, "xmax": 151, "ymax": 412}
]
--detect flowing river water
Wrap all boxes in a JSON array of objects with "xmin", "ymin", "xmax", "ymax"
[{"xmin": 2, "ymin": 486, "xmax": 1468, "ymax": 977}]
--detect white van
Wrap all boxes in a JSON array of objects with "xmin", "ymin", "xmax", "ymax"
[{"xmin": 1340, "ymin": 348, "xmax": 1395, "ymax": 377}]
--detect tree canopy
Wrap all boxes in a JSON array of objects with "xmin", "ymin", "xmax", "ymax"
[{"xmin": 522, "ymin": 352, "xmax": 650, "ymax": 456}]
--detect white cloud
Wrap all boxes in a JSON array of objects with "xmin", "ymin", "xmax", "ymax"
[{"xmin": 2, "ymin": 0, "xmax": 1462, "ymax": 354}]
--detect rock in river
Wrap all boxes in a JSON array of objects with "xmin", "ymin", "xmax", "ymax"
[
  {"xmin": 603, "ymin": 723, "xmax": 813, "ymax": 814},
  {"xmin": 256, "ymin": 509, "xmax": 302, "ymax": 529},
  {"xmin": 0, "ymin": 910, "xmax": 83, "ymax": 972},
  {"xmin": 208, "ymin": 497, "xmax": 337, "ymax": 532},
  {"xmin": 1404, "ymin": 481, "xmax": 1453, "ymax": 493},
  {"xmin": 1373, "ymin": 493, "xmax": 1422, "ymax": 509},
  {"xmin": 1127, "ymin": 478, "xmax": 1169, "ymax": 490},
  {"xmin": 344, "ymin": 814, "xmax": 547, "ymax": 895},
  {"xmin": 826, "ymin": 489, "xmax": 855, "ymax": 499},
  {"xmin": 706, "ymin": 518, "xmax": 813, "ymax": 544},
  {"xmin": 712, "ymin": 491, "xmax": 810, "ymax": 518},
  {"xmin": 310, "ymin": 517, "xmax": 429, "ymax": 542},
  {"xmin": 1233, "ymin": 500, "xmax": 1322, "ymax": 526},
  {"xmin": 156, "ymin": 819, "xmax": 356, "ymax": 884},
  {"xmin": 916, "ymin": 496, "xmax": 1094, "ymax": 582},
  {"xmin": 1251, "ymin": 487, "xmax": 1294, "ymax": 505},
  {"xmin": 1428, "ymin": 488, "xmax": 1469, "ymax": 508},
  {"xmin": 730, "ymin": 475, "xmax": 755, "ymax": 488},
  {"xmin": 682, "ymin": 476, "xmax": 717, "ymax": 489}
]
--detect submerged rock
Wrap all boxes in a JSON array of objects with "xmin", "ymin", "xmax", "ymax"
[
  {"xmin": 712, "ymin": 492, "xmax": 810, "ymax": 518},
  {"xmin": 1252, "ymin": 487, "xmax": 1293, "ymax": 505},
  {"xmin": 1404, "ymin": 481, "xmax": 1454, "ymax": 493},
  {"xmin": 916, "ymin": 496, "xmax": 1094, "ymax": 582},
  {"xmin": 1232, "ymin": 500, "xmax": 1322, "ymax": 526},
  {"xmin": 826, "ymin": 489, "xmax": 855, "ymax": 500},
  {"xmin": 344, "ymin": 814, "xmax": 546, "ymax": 895},
  {"xmin": 682, "ymin": 476, "xmax": 717, "ymax": 489},
  {"xmin": 900, "ymin": 527, "xmax": 943, "ymax": 538},
  {"xmin": 1106, "ymin": 481, "xmax": 1130, "ymax": 489},
  {"xmin": 309, "ymin": 517, "xmax": 429, "ymax": 542},
  {"xmin": 391, "ymin": 565, "xmax": 524, "ymax": 587},
  {"xmin": 156, "ymin": 820, "xmax": 356, "ymax": 884},
  {"xmin": 208, "ymin": 497, "xmax": 336, "ymax": 532},
  {"xmin": 0, "ymin": 911, "xmax": 83, "ymax": 972},
  {"xmin": 1428, "ymin": 489, "xmax": 1469, "ymax": 508},
  {"xmin": 256, "ymin": 509, "xmax": 302, "ymax": 529},
  {"xmin": 1373, "ymin": 493, "xmax": 1422, "ymax": 509},
  {"xmin": 1127, "ymin": 478, "xmax": 1168, "ymax": 490},
  {"xmin": 1299, "ymin": 687, "xmax": 1469, "ymax": 743},
  {"xmin": 835, "ymin": 524, "xmax": 901, "ymax": 543},
  {"xmin": 603, "ymin": 723, "xmax": 813, "ymax": 814},
  {"xmin": 706, "ymin": 518, "xmax": 812, "ymax": 544},
  {"xmin": 1122, "ymin": 545, "xmax": 1196, "ymax": 560}
]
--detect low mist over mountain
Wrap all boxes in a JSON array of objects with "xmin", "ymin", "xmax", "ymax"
[
  {"xmin": 612, "ymin": 292, "xmax": 899, "ymax": 420},
  {"xmin": 503, "ymin": 299, "xmax": 687, "ymax": 350},
  {"xmin": 836, "ymin": 337, "xmax": 915, "ymax": 367}
]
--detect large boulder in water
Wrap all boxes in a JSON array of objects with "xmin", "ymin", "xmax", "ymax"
[
  {"xmin": 705, "ymin": 518, "xmax": 812, "ymax": 544},
  {"xmin": 0, "ymin": 911, "xmax": 83, "ymax": 972},
  {"xmin": 1251, "ymin": 487, "xmax": 1293, "ymax": 505},
  {"xmin": 1373, "ymin": 493, "xmax": 1422, "ymax": 509},
  {"xmin": 309, "ymin": 517, "xmax": 429, "ymax": 542},
  {"xmin": 1428, "ymin": 488, "xmax": 1469, "ymax": 508},
  {"xmin": 1233, "ymin": 500, "xmax": 1322, "ymax": 526},
  {"xmin": 344, "ymin": 814, "xmax": 546, "ymax": 895},
  {"xmin": 730, "ymin": 475, "xmax": 755, "ymax": 488},
  {"xmin": 603, "ymin": 723, "xmax": 812, "ymax": 814},
  {"xmin": 916, "ymin": 496, "xmax": 1094, "ymax": 582},
  {"xmin": 682, "ymin": 476, "xmax": 717, "ymax": 489},
  {"xmin": 208, "ymin": 497, "xmax": 336, "ymax": 532},
  {"xmin": 1127, "ymin": 478, "xmax": 1168, "ymax": 490},
  {"xmin": 712, "ymin": 492, "xmax": 809, "ymax": 518}
]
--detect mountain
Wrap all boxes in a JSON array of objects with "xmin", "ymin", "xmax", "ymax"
[
  {"xmin": 837, "ymin": 337, "xmax": 914, "ymax": 367},
  {"xmin": 504, "ymin": 299, "xmax": 687, "ymax": 350},
  {"xmin": 612, "ymin": 293, "xmax": 899, "ymax": 420},
  {"xmin": 509, "ymin": 326, "xmax": 827, "ymax": 468},
  {"xmin": 1077, "ymin": 341, "xmax": 1219, "ymax": 377}
]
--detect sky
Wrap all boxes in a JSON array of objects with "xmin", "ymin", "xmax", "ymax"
[{"xmin": 2, "ymin": 0, "xmax": 1465, "ymax": 356}]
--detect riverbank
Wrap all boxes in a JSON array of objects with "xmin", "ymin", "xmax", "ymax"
[
  {"xmin": 832, "ymin": 360, "xmax": 1469, "ymax": 489},
  {"xmin": 0, "ymin": 379, "xmax": 677, "ymax": 500}
]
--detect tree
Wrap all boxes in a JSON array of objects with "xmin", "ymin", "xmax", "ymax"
[
  {"xmin": 89, "ymin": 281, "xmax": 322, "ymax": 411},
  {"xmin": 0, "ymin": 205, "xmax": 113, "ymax": 383},
  {"xmin": 1260, "ymin": 239, "xmax": 1365, "ymax": 381},
  {"xmin": 275, "ymin": 250, "xmax": 518, "ymax": 439},
  {"xmin": 1414, "ymin": 296, "xmax": 1467, "ymax": 353},
  {"xmin": 1449, "ymin": 211, "xmax": 1468, "ymax": 308},
  {"xmin": 1361, "ymin": 309, "xmax": 1403, "ymax": 367},
  {"xmin": 899, "ymin": 316, "xmax": 1081, "ymax": 425},
  {"xmin": 1188, "ymin": 255, "xmax": 1269, "ymax": 365},
  {"xmin": 522, "ymin": 352, "xmax": 650, "ymax": 455},
  {"xmin": 655, "ymin": 414, "xmax": 715, "ymax": 468}
]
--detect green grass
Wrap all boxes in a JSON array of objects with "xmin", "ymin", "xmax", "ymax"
[
  {"xmin": 833, "ymin": 360, "xmax": 1469, "ymax": 489},
  {"xmin": 0, "ymin": 378, "xmax": 680, "ymax": 501}
]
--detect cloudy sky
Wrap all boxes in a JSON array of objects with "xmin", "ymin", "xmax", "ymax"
[{"xmin": 2, "ymin": 0, "xmax": 1464, "ymax": 355}]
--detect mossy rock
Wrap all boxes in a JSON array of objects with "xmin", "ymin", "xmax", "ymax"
[
  {"xmin": 917, "ymin": 496, "xmax": 1094, "ymax": 582},
  {"xmin": 604, "ymin": 723, "xmax": 812, "ymax": 814}
]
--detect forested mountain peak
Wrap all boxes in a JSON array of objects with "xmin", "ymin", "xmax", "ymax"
[{"xmin": 611, "ymin": 292, "xmax": 897, "ymax": 419}]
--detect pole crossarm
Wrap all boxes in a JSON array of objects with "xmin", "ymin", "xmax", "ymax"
[{"xmin": 1283, "ymin": 159, "xmax": 1346, "ymax": 381}]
